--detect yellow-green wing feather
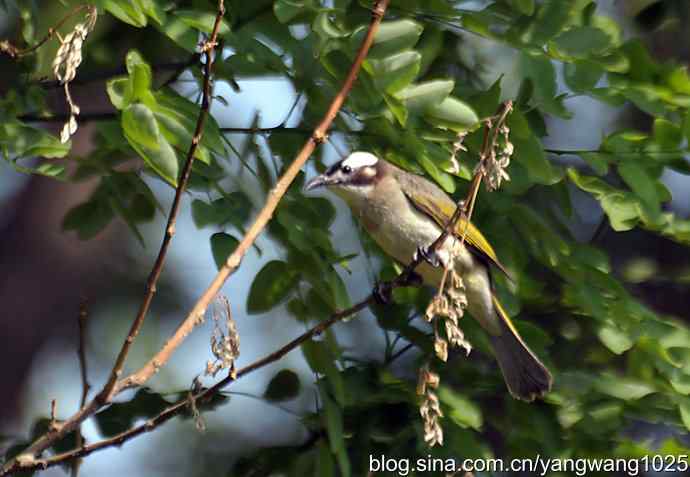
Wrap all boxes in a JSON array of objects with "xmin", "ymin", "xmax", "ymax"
[{"xmin": 397, "ymin": 170, "xmax": 509, "ymax": 277}]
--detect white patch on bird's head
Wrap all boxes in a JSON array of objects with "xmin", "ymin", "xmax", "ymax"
[{"xmin": 342, "ymin": 151, "xmax": 378, "ymax": 170}]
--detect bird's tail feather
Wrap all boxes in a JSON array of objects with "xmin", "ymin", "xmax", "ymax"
[{"xmin": 489, "ymin": 296, "xmax": 552, "ymax": 401}]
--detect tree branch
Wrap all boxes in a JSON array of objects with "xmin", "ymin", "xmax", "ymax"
[
  {"xmin": 0, "ymin": 2, "xmax": 228, "ymax": 474},
  {"xmin": 114, "ymin": 0, "xmax": 393, "ymax": 393},
  {"xmin": 100, "ymin": 0, "xmax": 227, "ymax": 407},
  {"xmin": 3, "ymin": 99, "xmax": 516, "ymax": 476},
  {"xmin": 0, "ymin": 2, "xmax": 390, "ymax": 474},
  {"xmin": 71, "ymin": 299, "xmax": 90, "ymax": 477},
  {"xmin": 0, "ymin": 5, "xmax": 94, "ymax": 58}
]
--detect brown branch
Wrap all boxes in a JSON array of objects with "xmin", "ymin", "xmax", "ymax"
[
  {"xmin": 76, "ymin": 299, "xmax": 91, "ymax": 409},
  {"xmin": 99, "ymin": 0, "xmax": 227, "ymax": 405},
  {"xmin": 114, "ymin": 0, "xmax": 392, "ymax": 392},
  {"xmin": 71, "ymin": 299, "xmax": 90, "ymax": 477},
  {"xmin": 0, "ymin": 3, "xmax": 228, "ymax": 474},
  {"xmin": 3, "ymin": 100, "xmax": 514, "ymax": 477},
  {"xmin": 0, "ymin": 2, "xmax": 390, "ymax": 475},
  {"xmin": 2, "ymin": 297, "xmax": 375, "ymax": 473},
  {"xmin": 0, "ymin": 5, "xmax": 93, "ymax": 58}
]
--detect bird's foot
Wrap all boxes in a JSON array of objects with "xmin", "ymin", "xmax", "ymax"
[
  {"xmin": 373, "ymin": 281, "xmax": 393, "ymax": 305},
  {"xmin": 414, "ymin": 245, "xmax": 442, "ymax": 268}
]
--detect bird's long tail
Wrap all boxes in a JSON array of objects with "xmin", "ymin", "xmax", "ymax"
[{"xmin": 488, "ymin": 295, "xmax": 552, "ymax": 401}]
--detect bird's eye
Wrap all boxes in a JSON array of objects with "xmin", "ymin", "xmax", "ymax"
[{"xmin": 342, "ymin": 165, "xmax": 352, "ymax": 174}]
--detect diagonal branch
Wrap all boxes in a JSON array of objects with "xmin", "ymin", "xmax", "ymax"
[
  {"xmin": 99, "ymin": 0, "xmax": 227, "ymax": 405},
  {"xmin": 0, "ymin": 1, "xmax": 390, "ymax": 475},
  {"xmin": 115, "ymin": 0, "xmax": 393, "ymax": 393},
  {"xmin": 0, "ymin": 5, "xmax": 94, "ymax": 58},
  {"xmin": 7, "ymin": 100, "xmax": 516, "ymax": 475},
  {"xmin": 0, "ymin": 3, "xmax": 228, "ymax": 474}
]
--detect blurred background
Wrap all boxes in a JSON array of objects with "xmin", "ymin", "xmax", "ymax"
[{"xmin": 1, "ymin": 1, "xmax": 690, "ymax": 476}]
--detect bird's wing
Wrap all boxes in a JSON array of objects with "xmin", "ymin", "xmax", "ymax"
[{"xmin": 397, "ymin": 171, "xmax": 510, "ymax": 278}]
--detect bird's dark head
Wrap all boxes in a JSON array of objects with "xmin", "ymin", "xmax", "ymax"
[{"xmin": 305, "ymin": 152, "xmax": 382, "ymax": 196}]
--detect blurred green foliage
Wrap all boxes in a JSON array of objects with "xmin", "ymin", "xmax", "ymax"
[{"xmin": 2, "ymin": 0, "xmax": 690, "ymax": 475}]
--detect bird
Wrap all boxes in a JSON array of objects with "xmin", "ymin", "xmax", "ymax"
[{"xmin": 305, "ymin": 151, "xmax": 552, "ymax": 401}]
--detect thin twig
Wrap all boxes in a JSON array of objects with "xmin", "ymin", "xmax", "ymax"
[
  {"xmin": 3, "ymin": 100, "xmax": 514, "ymax": 477},
  {"xmin": 0, "ymin": 2, "xmax": 388, "ymax": 474},
  {"xmin": 4, "ymin": 298, "xmax": 373, "ymax": 473},
  {"xmin": 76, "ymin": 299, "xmax": 91, "ymax": 409},
  {"xmin": 115, "ymin": 0, "xmax": 393, "ymax": 393},
  {"xmin": 0, "ymin": 3, "xmax": 228, "ymax": 474},
  {"xmin": 71, "ymin": 298, "xmax": 90, "ymax": 477},
  {"xmin": 0, "ymin": 5, "xmax": 92, "ymax": 58},
  {"xmin": 98, "ymin": 0, "xmax": 227, "ymax": 405}
]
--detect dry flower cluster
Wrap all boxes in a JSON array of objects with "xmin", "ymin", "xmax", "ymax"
[
  {"xmin": 476, "ymin": 104, "xmax": 514, "ymax": 191},
  {"xmin": 448, "ymin": 131, "xmax": 468, "ymax": 175},
  {"xmin": 52, "ymin": 7, "xmax": 97, "ymax": 143},
  {"xmin": 205, "ymin": 295, "xmax": 240, "ymax": 378},
  {"xmin": 417, "ymin": 365, "xmax": 443, "ymax": 447},
  {"xmin": 417, "ymin": 103, "xmax": 514, "ymax": 448},
  {"xmin": 424, "ymin": 253, "xmax": 473, "ymax": 361}
]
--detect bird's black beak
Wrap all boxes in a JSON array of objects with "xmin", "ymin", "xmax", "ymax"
[{"xmin": 305, "ymin": 174, "xmax": 332, "ymax": 191}]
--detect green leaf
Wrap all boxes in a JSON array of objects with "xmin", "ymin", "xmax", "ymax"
[
  {"xmin": 424, "ymin": 96, "xmax": 479, "ymax": 131},
  {"xmin": 273, "ymin": 0, "xmax": 311, "ymax": 24},
  {"xmin": 522, "ymin": 0, "xmax": 579, "ymax": 44},
  {"xmin": 438, "ymin": 387, "xmax": 483, "ymax": 430},
  {"xmin": 102, "ymin": 0, "xmax": 147, "ymax": 27},
  {"xmin": 313, "ymin": 11, "xmax": 348, "ymax": 43},
  {"xmin": 594, "ymin": 374, "xmax": 655, "ymax": 400},
  {"xmin": 567, "ymin": 168, "xmax": 640, "ymax": 231},
  {"xmin": 62, "ymin": 199, "xmax": 115, "ymax": 240},
  {"xmin": 678, "ymin": 397, "xmax": 690, "ymax": 432},
  {"xmin": 191, "ymin": 193, "xmax": 251, "ymax": 229},
  {"xmin": 302, "ymin": 339, "xmax": 345, "ymax": 406},
  {"xmin": 471, "ymin": 76, "xmax": 502, "ymax": 117},
  {"xmin": 222, "ymin": 36, "xmax": 287, "ymax": 77},
  {"xmin": 155, "ymin": 11, "xmax": 201, "ymax": 51},
  {"xmin": 368, "ymin": 51, "xmax": 421, "ymax": 94},
  {"xmin": 153, "ymin": 88, "xmax": 225, "ymax": 160},
  {"xmin": 95, "ymin": 388, "xmax": 169, "ymax": 437},
  {"xmin": 120, "ymin": 105, "xmax": 179, "ymax": 185},
  {"xmin": 597, "ymin": 323, "xmax": 634, "ymax": 355},
  {"xmin": 551, "ymin": 26, "xmax": 612, "ymax": 58},
  {"xmin": 319, "ymin": 382, "xmax": 350, "ymax": 477},
  {"xmin": 138, "ymin": 0, "xmax": 165, "ymax": 25},
  {"xmin": 383, "ymin": 93, "xmax": 408, "ymax": 126},
  {"xmin": 395, "ymin": 80, "xmax": 454, "ymax": 113},
  {"xmin": 106, "ymin": 77, "xmax": 131, "ymax": 110},
  {"xmin": 512, "ymin": 123, "xmax": 562, "ymax": 185},
  {"xmin": 563, "ymin": 61, "xmax": 604, "ymax": 93},
  {"xmin": 210, "ymin": 232, "xmax": 239, "ymax": 270},
  {"xmin": 0, "ymin": 121, "xmax": 70, "ymax": 159},
  {"xmin": 599, "ymin": 193, "xmax": 640, "ymax": 231},
  {"xmin": 417, "ymin": 150, "xmax": 456, "ymax": 193},
  {"xmin": 350, "ymin": 19, "xmax": 423, "ymax": 60},
  {"xmin": 247, "ymin": 260, "xmax": 300, "ymax": 313},
  {"xmin": 264, "ymin": 369, "xmax": 301, "ymax": 401},
  {"xmin": 519, "ymin": 52, "xmax": 571, "ymax": 118},
  {"xmin": 618, "ymin": 162, "xmax": 660, "ymax": 211},
  {"xmin": 122, "ymin": 103, "xmax": 160, "ymax": 150},
  {"xmin": 125, "ymin": 50, "xmax": 153, "ymax": 103},
  {"xmin": 173, "ymin": 9, "xmax": 230, "ymax": 35},
  {"xmin": 652, "ymin": 118, "xmax": 683, "ymax": 148},
  {"xmin": 683, "ymin": 110, "xmax": 690, "ymax": 143},
  {"xmin": 506, "ymin": 0, "xmax": 535, "ymax": 16},
  {"xmin": 579, "ymin": 152, "xmax": 610, "ymax": 175}
]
